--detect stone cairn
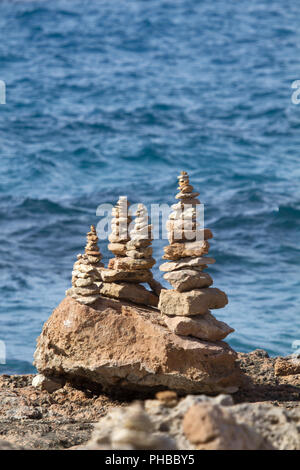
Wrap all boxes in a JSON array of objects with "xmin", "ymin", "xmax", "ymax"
[
  {"xmin": 66, "ymin": 225, "xmax": 104, "ymax": 306},
  {"xmin": 99, "ymin": 201, "xmax": 160, "ymax": 307},
  {"xmin": 158, "ymin": 171, "xmax": 234, "ymax": 342}
]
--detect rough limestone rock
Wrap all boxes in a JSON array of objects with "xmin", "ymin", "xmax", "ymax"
[
  {"xmin": 163, "ymin": 269, "xmax": 213, "ymax": 292},
  {"xmin": 164, "ymin": 311, "xmax": 234, "ymax": 341},
  {"xmin": 34, "ymin": 296, "xmax": 241, "ymax": 395},
  {"xmin": 163, "ymin": 241, "xmax": 210, "ymax": 260},
  {"xmin": 274, "ymin": 356, "xmax": 300, "ymax": 377},
  {"xmin": 183, "ymin": 403, "xmax": 272, "ymax": 450},
  {"xmin": 160, "ymin": 256, "xmax": 215, "ymax": 273},
  {"xmin": 32, "ymin": 374, "xmax": 65, "ymax": 393},
  {"xmin": 99, "ymin": 282, "xmax": 158, "ymax": 307},
  {"xmin": 159, "ymin": 288, "xmax": 228, "ymax": 316}
]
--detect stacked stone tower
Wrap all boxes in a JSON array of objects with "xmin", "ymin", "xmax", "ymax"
[
  {"xmin": 66, "ymin": 225, "xmax": 103, "ymax": 305},
  {"xmin": 108, "ymin": 196, "xmax": 132, "ymax": 257},
  {"xmin": 158, "ymin": 172, "xmax": 234, "ymax": 341},
  {"xmin": 99, "ymin": 202, "xmax": 159, "ymax": 306}
]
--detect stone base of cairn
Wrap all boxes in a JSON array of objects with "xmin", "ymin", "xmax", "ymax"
[
  {"xmin": 158, "ymin": 172, "xmax": 234, "ymax": 342},
  {"xmin": 66, "ymin": 225, "xmax": 103, "ymax": 305},
  {"xmin": 100, "ymin": 202, "xmax": 161, "ymax": 307}
]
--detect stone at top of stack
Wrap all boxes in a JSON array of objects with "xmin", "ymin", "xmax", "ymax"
[
  {"xmin": 66, "ymin": 225, "xmax": 103, "ymax": 306},
  {"xmin": 158, "ymin": 172, "xmax": 234, "ymax": 342},
  {"xmin": 100, "ymin": 203, "xmax": 159, "ymax": 307},
  {"xmin": 108, "ymin": 196, "xmax": 132, "ymax": 257}
]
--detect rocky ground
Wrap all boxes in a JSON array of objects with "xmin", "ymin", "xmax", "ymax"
[{"xmin": 0, "ymin": 349, "xmax": 299, "ymax": 450}]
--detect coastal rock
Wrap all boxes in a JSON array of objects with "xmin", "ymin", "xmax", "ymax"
[
  {"xmin": 163, "ymin": 269, "xmax": 213, "ymax": 292},
  {"xmin": 100, "ymin": 268, "xmax": 152, "ymax": 284},
  {"xmin": 183, "ymin": 403, "xmax": 272, "ymax": 450},
  {"xmin": 158, "ymin": 288, "xmax": 228, "ymax": 316},
  {"xmin": 168, "ymin": 228, "xmax": 213, "ymax": 244},
  {"xmin": 274, "ymin": 356, "xmax": 300, "ymax": 377},
  {"xmin": 34, "ymin": 296, "xmax": 241, "ymax": 395},
  {"xmin": 164, "ymin": 311, "xmax": 234, "ymax": 341},
  {"xmin": 108, "ymin": 256, "xmax": 156, "ymax": 271},
  {"xmin": 160, "ymin": 256, "xmax": 215, "ymax": 272},
  {"xmin": 32, "ymin": 374, "xmax": 65, "ymax": 393},
  {"xmin": 99, "ymin": 282, "xmax": 158, "ymax": 307},
  {"xmin": 163, "ymin": 241, "xmax": 209, "ymax": 260},
  {"xmin": 107, "ymin": 243, "xmax": 127, "ymax": 256}
]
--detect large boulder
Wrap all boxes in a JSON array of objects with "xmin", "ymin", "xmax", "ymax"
[{"xmin": 34, "ymin": 296, "xmax": 241, "ymax": 395}]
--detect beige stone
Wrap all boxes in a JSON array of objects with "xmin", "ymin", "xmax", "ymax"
[
  {"xmin": 166, "ymin": 219, "xmax": 198, "ymax": 231},
  {"xmin": 107, "ymin": 243, "xmax": 127, "ymax": 256},
  {"xmin": 127, "ymin": 247, "xmax": 153, "ymax": 259},
  {"xmin": 158, "ymin": 288, "xmax": 228, "ymax": 316},
  {"xmin": 126, "ymin": 238, "xmax": 152, "ymax": 249},
  {"xmin": 163, "ymin": 269, "xmax": 213, "ymax": 292},
  {"xmin": 164, "ymin": 311, "xmax": 234, "ymax": 341},
  {"xmin": 109, "ymin": 257, "xmax": 156, "ymax": 271},
  {"xmin": 163, "ymin": 241, "xmax": 210, "ymax": 260},
  {"xmin": 66, "ymin": 285, "xmax": 99, "ymax": 297},
  {"xmin": 168, "ymin": 228, "xmax": 213, "ymax": 244},
  {"xmin": 274, "ymin": 357, "xmax": 300, "ymax": 377},
  {"xmin": 108, "ymin": 233, "xmax": 130, "ymax": 243},
  {"xmin": 99, "ymin": 282, "xmax": 158, "ymax": 307},
  {"xmin": 160, "ymin": 257, "xmax": 215, "ymax": 272},
  {"xmin": 100, "ymin": 268, "xmax": 152, "ymax": 284},
  {"xmin": 183, "ymin": 403, "xmax": 271, "ymax": 450},
  {"xmin": 33, "ymin": 296, "xmax": 241, "ymax": 395},
  {"xmin": 73, "ymin": 278, "xmax": 94, "ymax": 287},
  {"xmin": 176, "ymin": 192, "xmax": 200, "ymax": 200}
]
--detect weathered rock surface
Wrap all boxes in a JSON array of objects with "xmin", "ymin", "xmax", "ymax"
[
  {"xmin": 108, "ymin": 256, "xmax": 156, "ymax": 271},
  {"xmin": 183, "ymin": 402, "xmax": 272, "ymax": 450},
  {"xmin": 32, "ymin": 374, "xmax": 65, "ymax": 393},
  {"xmin": 100, "ymin": 268, "xmax": 152, "ymax": 284},
  {"xmin": 34, "ymin": 296, "xmax": 241, "ymax": 395},
  {"xmin": 163, "ymin": 241, "xmax": 210, "ymax": 260},
  {"xmin": 160, "ymin": 256, "xmax": 215, "ymax": 272},
  {"xmin": 163, "ymin": 269, "xmax": 213, "ymax": 292},
  {"xmin": 274, "ymin": 356, "xmax": 300, "ymax": 377},
  {"xmin": 99, "ymin": 282, "xmax": 158, "ymax": 307},
  {"xmin": 164, "ymin": 311, "xmax": 234, "ymax": 341},
  {"xmin": 159, "ymin": 288, "xmax": 228, "ymax": 316}
]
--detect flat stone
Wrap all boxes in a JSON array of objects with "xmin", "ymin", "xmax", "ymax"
[
  {"xmin": 66, "ymin": 285, "xmax": 99, "ymax": 297},
  {"xmin": 168, "ymin": 228, "xmax": 213, "ymax": 244},
  {"xmin": 73, "ymin": 278, "xmax": 94, "ymax": 287},
  {"xmin": 99, "ymin": 282, "xmax": 158, "ymax": 307},
  {"xmin": 166, "ymin": 220, "xmax": 198, "ymax": 231},
  {"xmin": 33, "ymin": 296, "xmax": 241, "ymax": 395},
  {"xmin": 100, "ymin": 268, "xmax": 153, "ymax": 284},
  {"xmin": 109, "ymin": 257, "xmax": 156, "ymax": 271},
  {"xmin": 126, "ymin": 238, "xmax": 152, "ymax": 249},
  {"xmin": 176, "ymin": 192, "xmax": 200, "ymax": 200},
  {"xmin": 160, "ymin": 257, "xmax": 215, "ymax": 272},
  {"xmin": 164, "ymin": 311, "xmax": 234, "ymax": 341},
  {"xmin": 108, "ymin": 233, "xmax": 129, "ymax": 243},
  {"xmin": 73, "ymin": 263, "xmax": 95, "ymax": 273},
  {"xmin": 72, "ymin": 270, "xmax": 90, "ymax": 279},
  {"xmin": 163, "ymin": 241, "xmax": 210, "ymax": 260},
  {"xmin": 158, "ymin": 288, "xmax": 228, "ymax": 316},
  {"xmin": 163, "ymin": 270, "xmax": 213, "ymax": 292},
  {"xmin": 127, "ymin": 247, "xmax": 153, "ymax": 259},
  {"xmin": 108, "ymin": 243, "xmax": 127, "ymax": 256}
]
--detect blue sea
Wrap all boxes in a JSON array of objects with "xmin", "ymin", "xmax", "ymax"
[{"xmin": 1, "ymin": 0, "xmax": 300, "ymax": 375}]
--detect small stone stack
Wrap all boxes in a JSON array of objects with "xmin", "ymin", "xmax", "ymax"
[
  {"xmin": 158, "ymin": 172, "xmax": 234, "ymax": 342},
  {"xmin": 66, "ymin": 225, "xmax": 103, "ymax": 306},
  {"xmin": 108, "ymin": 196, "xmax": 132, "ymax": 257},
  {"xmin": 99, "ymin": 203, "xmax": 159, "ymax": 307}
]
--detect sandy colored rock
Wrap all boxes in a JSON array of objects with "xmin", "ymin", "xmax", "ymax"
[
  {"xmin": 163, "ymin": 270, "xmax": 213, "ymax": 292},
  {"xmin": 158, "ymin": 288, "xmax": 228, "ymax": 316},
  {"xmin": 32, "ymin": 374, "xmax": 65, "ymax": 393},
  {"xmin": 107, "ymin": 243, "xmax": 127, "ymax": 256},
  {"xmin": 99, "ymin": 282, "xmax": 158, "ymax": 307},
  {"xmin": 168, "ymin": 228, "xmax": 213, "ymax": 244},
  {"xmin": 34, "ymin": 296, "xmax": 241, "ymax": 395},
  {"xmin": 126, "ymin": 246, "xmax": 153, "ymax": 259},
  {"xmin": 163, "ymin": 241, "xmax": 209, "ymax": 260},
  {"xmin": 160, "ymin": 256, "xmax": 215, "ymax": 272},
  {"xmin": 100, "ymin": 268, "xmax": 152, "ymax": 284},
  {"xmin": 183, "ymin": 403, "xmax": 271, "ymax": 450},
  {"xmin": 274, "ymin": 356, "xmax": 300, "ymax": 377},
  {"xmin": 164, "ymin": 311, "xmax": 234, "ymax": 341},
  {"xmin": 109, "ymin": 256, "xmax": 156, "ymax": 271}
]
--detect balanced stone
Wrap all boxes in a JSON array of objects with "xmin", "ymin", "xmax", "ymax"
[
  {"xmin": 158, "ymin": 288, "xmax": 228, "ymax": 317},
  {"xmin": 160, "ymin": 256, "xmax": 215, "ymax": 272},
  {"xmin": 100, "ymin": 268, "xmax": 153, "ymax": 284},
  {"xmin": 163, "ymin": 241, "xmax": 210, "ymax": 260},
  {"xmin": 99, "ymin": 282, "xmax": 158, "ymax": 307},
  {"xmin": 164, "ymin": 311, "xmax": 234, "ymax": 341},
  {"xmin": 163, "ymin": 269, "xmax": 213, "ymax": 292},
  {"xmin": 109, "ymin": 256, "xmax": 156, "ymax": 271}
]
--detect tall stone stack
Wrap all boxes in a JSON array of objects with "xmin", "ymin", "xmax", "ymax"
[
  {"xmin": 99, "ymin": 203, "xmax": 159, "ymax": 307},
  {"xmin": 158, "ymin": 172, "xmax": 234, "ymax": 342},
  {"xmin": 66, "ymin": 225, "xmax": 104, "ymax": 306},
  {"xmin": 108, "ymin": 196, "xmax": 132, "ymax": 257}
]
